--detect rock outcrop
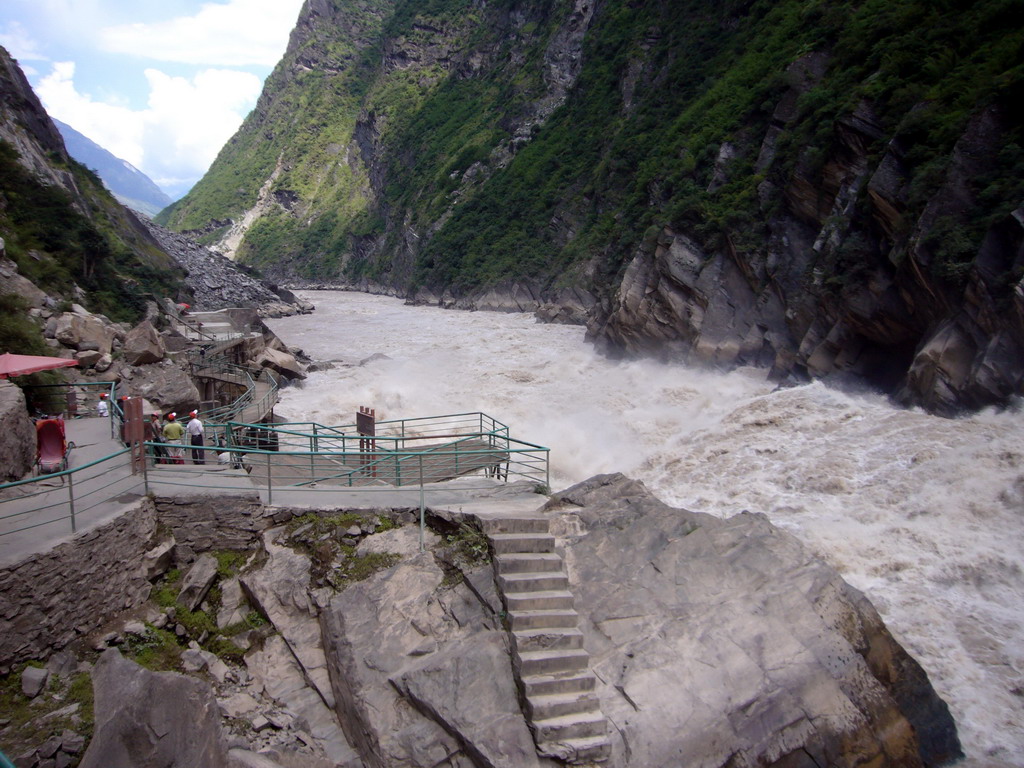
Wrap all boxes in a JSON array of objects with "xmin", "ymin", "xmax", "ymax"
[
  {"xmin": 545, "ymin": 474, "xmax": 963, "ymax": 767},
  {"xmin": 0, "ymin": 381, "xmax": 36, "ymax": 481},
  {"xmin": 1, "ymin": 478, "xmax": 962, "ymax": 767},
  {"xmin": 80, "ymin": 648, "xmax": 231, "ymax": 768}
]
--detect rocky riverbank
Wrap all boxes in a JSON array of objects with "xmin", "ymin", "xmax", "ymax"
[{"xmin": 0, "ymin": 475, "xmax": 962, "ymax": 768}]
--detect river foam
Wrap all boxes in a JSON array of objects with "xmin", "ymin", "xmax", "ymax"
[{"xmin": 266, "ymin": 290, "xmax": 1024, "ymax": 765}]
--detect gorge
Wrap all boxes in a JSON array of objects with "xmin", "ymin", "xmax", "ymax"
[{"xmin": 160, "ymin": 0, "xmax": 1024, "ymax": 414}]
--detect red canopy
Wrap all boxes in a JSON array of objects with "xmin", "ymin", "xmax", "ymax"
[{"xmin": 0, "ymin": 353, "xmax": 78, "ymax": 378}]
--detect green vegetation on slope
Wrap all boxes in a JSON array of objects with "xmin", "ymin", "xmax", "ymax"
[
  {"xmin": 0, "ymin": 140, "xmax": 184, "ymax": 325},
  {"xmin": 164, "ymin": 0, "xmax": 1024, "ymax": 296}
]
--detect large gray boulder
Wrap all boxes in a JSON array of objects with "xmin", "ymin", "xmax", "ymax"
[
  {"xmin": 118, "ymin": 360, "xmax": 200, "ymax": 414},
  {"xmin": 255, "ymin": 346, "xmax": 307, "ymax": 381},
  {"xmin": 0, "ymin": 381, "xmax": 36, "ymax": 480},
  {"xmin": 240, "ymin": 528, "xmax": 334, "ymax": 708},
  {"xmin": 52, "ymin": 310, "xmax": 119, "ymax": 354},
  {"xmin": 79, "ymin": 648, "xmax": 230, "ymax": 768},
  {"xmin": 545, "ymin": 474, "xmax": 962, "ymax": 768},
  {"xmin": 0, "ymin": 257, "xmax": 48, "ymax": 308},
  {"xmin": 123, "ymin": 320, "xmax": 167, "ymax": 365},
  {"xmin": 319, "ymin": 552, "xmax": 523, "ymax": 768}
]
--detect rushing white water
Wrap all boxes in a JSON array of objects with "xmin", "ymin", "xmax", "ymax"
[{"xmin": 266, "ymin": 290, "xmax": 1024, "ymax": 765}]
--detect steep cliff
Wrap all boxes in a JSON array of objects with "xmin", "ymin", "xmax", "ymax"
[
  {"xmin": 161, "ymin": 0, "xmax": 1024, "ymax": 413},
  {"xmin": 0, "ymin": 46, "xmax": 184, "ymax": 324}
]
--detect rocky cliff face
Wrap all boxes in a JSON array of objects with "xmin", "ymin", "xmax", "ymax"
[
  {"xmin": 0, "ymin": 46, "xmax": 184, "ymax": 324},
  {"xmin": 162, "ymin": 2, "xmax": 1024, "ymax": 413}
]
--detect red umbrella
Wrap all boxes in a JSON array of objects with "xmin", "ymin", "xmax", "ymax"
[{"xmin": 0, "ymin": 352, "xmax": 79, "ymax": 379}]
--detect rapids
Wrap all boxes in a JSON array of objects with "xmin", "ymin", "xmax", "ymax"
[{"xmin": 266, "ymin": 290, "xmax": 1024, "ymax": 765}]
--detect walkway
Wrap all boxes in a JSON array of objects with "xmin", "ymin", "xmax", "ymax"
[{"xmin": 0, "ymin": 418, "xmax": 527, "ymax": 568}]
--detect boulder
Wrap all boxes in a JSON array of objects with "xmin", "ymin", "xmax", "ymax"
[
  {"xmin": 216, "ymin": 577, "xmax": 249, "ymax": 629},
  {"xmin": 0, "ymin": 381, "xmax": 36, "ymax": 480},
  {"xmin": 390, "ymin": 633, "xmax": 542, "ymax": 768},
  {"xmin": 240, "ymin": 528, "xmax": 332, "ymax": 708},
  {"xmin": 79, "ymin": 648, "xmax": 230, "ymax": 768},
  {"xmin": 123, "ymin": 321, "xmax": 167, "ymax": 365},
  {"xmin": 545, "ymin": 473, "xmax": 962, "ymax": 768},
  {"xmin": 74, "ymin": 349, "xmax": 103, "ymax": 368},
  {"xmin": 21, "ymin": 665, "xmax": 48, "ymax": 697},
  {"xmin": 255, "ymin": 347, "xmax": 306, "ymax": 381},
  {"xmin": 119, "ymin": 361, "xmax": 200, "ymax": 414},
  {"xmin": 0, "ymin": 258, "xmax": 48, "ymax": 308},
  {"xmin": 319, "ymin": 552, "xmax": 501, "ymax": 768},
  {"xmin": 177, "ymin": 553, "xmax": 218, "ymax": 612},
  {"xmin": 52, "ymin": 311, "xmax": 117, "ymax": 354}
]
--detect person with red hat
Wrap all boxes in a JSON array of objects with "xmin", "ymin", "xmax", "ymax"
[
  {"xmin": 186, "ymin": 409, "xmax": 205, "ymax": 465},
  {"xmin": 96, "ymin": 392, "xmax": 109, "ymax": 418},
  {"xmin": 162, "ymin": 412, "xmax": 185, "ymax": 464}
]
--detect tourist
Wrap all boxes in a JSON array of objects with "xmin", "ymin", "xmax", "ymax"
[
  {"xmin": 162, "ymin": 412, "xmax": 185, "ymax": 463},
  {"xmin": 96, "ymin": 393, "xmax": 109, "ymax": 417},
  {"xmin": 186, "ymin": 410, "xmax": 205, "ymax": 465},
  {"xmin": 148, "ymin": 412, "xmax": 167, "ymax": 464}
]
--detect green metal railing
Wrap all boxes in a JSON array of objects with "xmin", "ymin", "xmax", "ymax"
[
  {"xmin": 2, "ymin": 346, "xmax": 548, "ymax": 541},
  {"xmin": 0, "ymin": 448, "xmax": 136, "ymax": 536}
]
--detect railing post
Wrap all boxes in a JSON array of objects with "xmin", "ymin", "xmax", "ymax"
[
  {"xmin": 419, "ymin": 454, "xmax": 425, "ymax": 553},
  {"xmin": 67, "ymin": 472, "xmax": 76, "ymax": 533},
  {"xmin": 266, "ymin": 452, "xmax": 273, "ymax": 505},
  {"xmin": 143, "ymin": 448, "xmax": 150, "ymax": 496}
]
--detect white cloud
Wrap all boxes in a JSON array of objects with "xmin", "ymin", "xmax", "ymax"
[
  {"xmin": 99, "ymin": 0, "xmax": 305, "ymax": 67},
  {"xmin": 35, "ymin": 60, "xmax": 263, "ymax": 197},
  {"xmin": 0, "ymin": 20, "xmax": 48, "ymax": 62}
]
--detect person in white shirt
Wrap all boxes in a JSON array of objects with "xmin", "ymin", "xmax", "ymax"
[
  {"xmin": 186, "ymin": 410, "xmax": 205, "ymax": 465},
  {"xmin": 96, "ymin": 393, "xmax": 109, "ymax": 417}
]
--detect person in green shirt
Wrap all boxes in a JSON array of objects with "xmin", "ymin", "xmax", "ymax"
[{"xmin": 162, "ymin": 412, "xmax": 186, "ymax": 463}]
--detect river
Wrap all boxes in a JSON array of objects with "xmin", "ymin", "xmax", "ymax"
[{"xmin": 265, "ymin": 289, "xmax": 1024, "ymax": 765}]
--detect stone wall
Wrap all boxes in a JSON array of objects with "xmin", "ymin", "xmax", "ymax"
[
  {"xmin": 0, "ymin": 491, "xmax": 276, "ymax": 671},
  {"xmin": 0, "ymin": 499, "xmax": 159, "ymax": 671},
  {"xmin": 154, "ymin": 491, "xmax": 274, "ymax": 564}
]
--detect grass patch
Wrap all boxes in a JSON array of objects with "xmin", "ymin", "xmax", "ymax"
[
  {"xmin": 0, "ymin": 663, "xmax": 94, "ymax": 758},
  {"xmin": 442, "ymin": 523, "xmax": 491, "ymax": 569},
  {"xmin": 122, "ymin": 627, "xmax": 184, "ymax": 673}
]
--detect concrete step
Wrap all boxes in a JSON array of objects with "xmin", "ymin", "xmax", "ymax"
[
  {"xmin": 537, "ymin": 734, "xmax": 613, "ymax": 763},
  {"xmin": 479, "ymin": 516, "xmax": 550, "ymax": 535},
  {"xmin": 513, "ymin": 627, "xmax": 584, "ymax": 653},
  {"xmin": 500, "ymin": 571, "xmax": 569, "ymax": 593},
  {"xmin": 508, "ymin": 608, "xmax": 579, "ymax": 631},
  {"xmin": 496, "ymin": 552, "xmax": 564, "ymax": 574},
  {"xmin": 533, "ymin": 710, "xmax": 608, "ymax": 743},
  {"xmin": 514, "ymin": 648, "xmax": 590, "ymax": 677},
  {"xmin": 522, "ymin": 671, "xmax": 597, "ymax": 697},
  {"xmin": 505, "ymin": 590, "xmax": 574, "ymax": 612},
  {"xmin": 490, "ymin": 532, "xmax": 555, "ymax": 555},
  {"xmin": 525, "ymin": 690, "xmax": 600, "ymax": 721}
]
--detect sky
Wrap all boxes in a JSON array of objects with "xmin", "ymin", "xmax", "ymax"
[{"xmin": 0, "ymin": 0, "xmax": 306, "ymax": 199}]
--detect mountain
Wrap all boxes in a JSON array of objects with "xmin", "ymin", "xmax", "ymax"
[
  {"xmin": 0, "ymin": 46, "xmax": 185, "ymax": 334},
  {"xmin": 160, "ymin": 0, "xmax": 1024, "ymax": 415},
  {"xmin": 54, "ymin": 119, "xmax": 172, "ymax": 218}
]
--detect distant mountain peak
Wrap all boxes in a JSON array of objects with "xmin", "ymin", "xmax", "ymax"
[{"xmin": 53, "ymin": 119, "xmax": 172, "ymax": 218}]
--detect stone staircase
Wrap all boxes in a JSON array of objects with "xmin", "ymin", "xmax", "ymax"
[{"xmin": 481, "ymin": 514, "xmax": 612, "ymax": 764}]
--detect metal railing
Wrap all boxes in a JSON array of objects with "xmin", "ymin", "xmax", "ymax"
[
  {"xmin": 20, "ymin": 381, "xmax": 116, "ymax": 421},
  {"xmin": 3, "ymin": 346, "xmax": 548, "ymax": 542},
  {"xmin": 233, "ymin": 411, "xmax": 511, "ymax": 454},
  {"xmin": 0, "ymin": 417, "xmax": 549, "ymax": 539},
  {"xmin": 0, "ymin": 448, "xmax": 137, "ymax": 537}
]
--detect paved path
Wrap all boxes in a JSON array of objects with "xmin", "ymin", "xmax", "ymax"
[{"xmin": 0, "ymin": 417, "xmax": 540, "ymax": 568}]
